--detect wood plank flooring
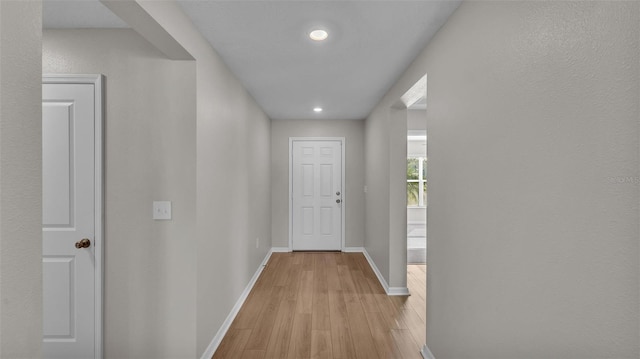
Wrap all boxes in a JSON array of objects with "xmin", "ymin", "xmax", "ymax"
[{"xmin": 213, "ymin": 252, "xmax": 426, "ymax": 359}]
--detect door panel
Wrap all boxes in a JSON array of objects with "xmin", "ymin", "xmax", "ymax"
[
  {"xmin": 292, "ymin": 140, "xmax": 342, "ymax": 250},
  {"xmin": 43, "ymin": 82, "xmax": 96, "ymax": 359},
  {"xmin": 320, "ymin": 207, "xmax": 333, "ymax": 235},
  {"xmin": 42, "ymin": 256, "xmax": 75, "ymax": 338},
  {"xmin": 42, "ymin": 102, "xmax": 74, "ymax": 227}
]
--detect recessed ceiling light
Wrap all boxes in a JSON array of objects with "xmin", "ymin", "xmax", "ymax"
[
  {"xmin": 313, "ymin": 107, "xmax": 323, "ymax": 113},
  {"xmin": 309, "ymin": 29, "xmax": 328, "ymax": 41}
]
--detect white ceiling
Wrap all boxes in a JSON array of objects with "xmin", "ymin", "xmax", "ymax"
[
  {"xmin": 43, "ymin": 0, "xmax": 461, "ymax": 120},
  {"xmin": 43, "ymin": 0, "xmax": 129, "ymax": 28}
]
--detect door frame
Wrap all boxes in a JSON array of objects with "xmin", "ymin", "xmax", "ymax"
[
  {"xmin": 289, "ymin": 137, "xmax": 346, "ymax": 251},
  {"xmin": 43, "ymin": 74, "xmax": 104, "ymax": 359}
]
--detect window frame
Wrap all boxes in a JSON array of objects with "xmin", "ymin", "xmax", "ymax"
[{"xmin": 407, "ymin": 156, "xmax": 427, "ymax": 207}]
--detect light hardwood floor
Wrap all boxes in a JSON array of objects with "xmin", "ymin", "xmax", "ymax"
[{"xmin": 212, "ymin": 252, "xmax": 426, "ymax": 359}]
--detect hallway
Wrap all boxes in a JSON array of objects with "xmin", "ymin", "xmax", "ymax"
[
  {"xmin": 0, "ymin": 1, "xmax": 635, "ymax": 357},
  {"xmin": 213, "ymin": 252, "xmax": 426, "ymax": 359}
]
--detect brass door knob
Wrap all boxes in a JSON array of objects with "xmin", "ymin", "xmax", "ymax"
[
  {"xmin": 75, "ymin": 238, "xmax": 91, "ymax": 249},
  {"xmin": 336, "ymin": 199, "xmax": 341, "ymax": 204}
]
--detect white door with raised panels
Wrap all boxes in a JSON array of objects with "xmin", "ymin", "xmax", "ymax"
[
  {"xmin": 291, "ymin": 139, "xmax": 343, "ymax": 250},
  {"xmin": 42, "ymin": 76, "xmax": 103, "ymax": 359}
]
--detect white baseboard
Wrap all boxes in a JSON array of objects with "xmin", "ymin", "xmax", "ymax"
[
  {"xmin": 358, "ymin": 248, "xmax": 410, "ymax": 296},
  {"xmin": 271, "ymin": 247, "xmax": 291, "ymax": 252},
  {"xmin": 388, "ymin": 286, "xmax": 411, "ymax": 295},
  {"xmin": 360, "ymin": 248, "xmax": 391, "ymax": 294},
  {"xmin": 199, "ymin": 248, "xmax": 274, "ymax": 359},
  {"xmin": 342, "ymin": 246, "xmax": 364, "ymax": 252},
  {"xmin": 421, "ymin": 344, "xmax": 435, "ymax": 359}
]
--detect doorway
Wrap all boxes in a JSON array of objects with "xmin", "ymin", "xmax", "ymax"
[
  {"xmin": 397, "ymin": 74, "xmax": 428, "ymax": 353},
  {"xmin": 289, "ymin": 138, "xmax": 345, "ymax": 251},
  {"xmin": 397, "ymin": 74, "xmax": 427, "ymax": 271},
  {"xmin": 407, "ymin": 129, "xmax": 427, "ymax": 264}
]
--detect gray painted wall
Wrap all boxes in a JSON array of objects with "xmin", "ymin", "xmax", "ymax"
[
  {"xmin": 271, "ymin": 120, "xmax": 365, "ymax": 249},
  {"xmin": 364, "ymin": 106, "xmax": 391, "ymax": 286},
  {"xmin": 366, "ymin": 1, "xmax": 639, "ymax": 358},
  {"xmin": 388, "ymin": 108, "xmax": 408, "ymax": 288},
  {"xmin": 0, "ymin": 1, "xmax": 43, "ymax": 357},
  {"xmin": 43, "ymin": 29, "xmax": 198, "ymax": 358},
  {"xmin": 364, "ymin": 106, "xmax": 409, "ymax": 289},
  {"xmin": 135, "ymin": 2, "xmax": 273, "ymax": 355},
  {"xmin": 43, "ymin": 2, "xmax": 274, "ymax": 355}
]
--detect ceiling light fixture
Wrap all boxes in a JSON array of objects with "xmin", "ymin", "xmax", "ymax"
[
  {"xmin": 313, "ymin": 107, "xmax": 323, "ymax": 113},
  {"xmin": 309, "ymin": 29, "xmax": 328, "ymax": 41}
]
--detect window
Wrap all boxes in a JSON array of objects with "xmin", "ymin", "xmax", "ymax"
[{"xmin": 407, "ymin": 157, "xmax": 427, "ymax": 207}]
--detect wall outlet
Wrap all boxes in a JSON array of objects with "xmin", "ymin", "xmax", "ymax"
[{"xmin": 256, "ymin": 237, "xmax": 260, "ymax": 248}]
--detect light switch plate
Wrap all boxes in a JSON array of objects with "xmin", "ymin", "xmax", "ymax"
[{"xmin": 153, "ymin": 201, "xmax": 172, "ymax": 220}]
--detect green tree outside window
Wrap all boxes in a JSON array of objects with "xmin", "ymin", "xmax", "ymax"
[{"xmin": 407, "ymin": 157, "xmax": 426, "ymax": 207}]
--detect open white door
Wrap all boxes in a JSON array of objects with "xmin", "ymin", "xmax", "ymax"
[
  {"xmin": 42, "ymin": 75, "xmax": 103, "ymax": 359},
  {"xmin": 290, "ymin": 139, "xmax": 344, "ymax": 251}
]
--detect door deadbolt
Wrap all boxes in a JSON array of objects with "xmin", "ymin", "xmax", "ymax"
[
  {"xmin": 75, "ymin": 238, "xmax": 91, "ymax": 249},
  {"xmin": 336, "ymin": 191, "xmax": 341, "ymax": 196}
]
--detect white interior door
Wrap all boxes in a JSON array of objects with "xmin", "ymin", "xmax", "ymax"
[
  {"xmin": 291, "ymin": 139, "xmax": 343, "ymax": 250},
  {"xmin": 42, "ymin": 76, "xmax": 102, "ymax": 359}
]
